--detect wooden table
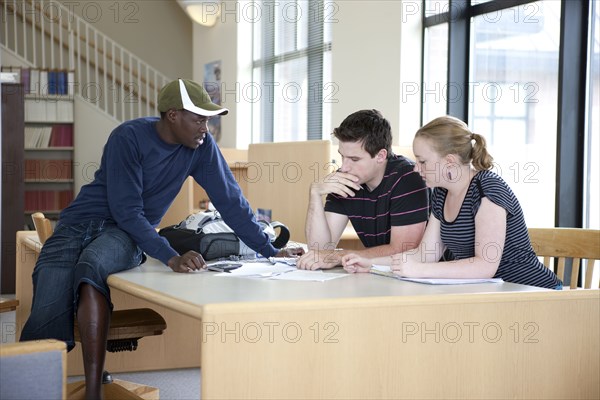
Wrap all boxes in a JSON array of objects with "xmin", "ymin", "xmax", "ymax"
[
  {"xmin": 107, "ymin": 258, "xmax": 599, "ymax": 399},
  {"xmin": 16, "ymin": 230, "xmax": 599, "ymax": 398}
]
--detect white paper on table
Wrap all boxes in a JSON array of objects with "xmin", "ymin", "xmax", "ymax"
[
  {"xmin": 214, "ymin": 262, "xmax": 295, "ymax": 277},
  {"xmin": 396, "ymin": 277, "xmax": 503, "ymax": 285},
  {"xmin": 268, "ymin": 270, "xmax": 349, "ymax": 282},
  {"xmin": 370, "ymin": 265, "xmax": 503, "ymax": 285},
  {"xmin": 269, "ymin": 257, "xmax": 298, "ymax": 266}
]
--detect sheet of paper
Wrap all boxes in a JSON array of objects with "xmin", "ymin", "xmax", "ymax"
[
  {"xmin": 268, "ymin": 270, "xmax": 349, "ymax": 282},
  {"xmin": 370, "ymin": 265, "xmax": 504, "ymax": 285},
  {"xmin": 269, "ymin": 257, "xmax": 298, "ymax": 266},
  {"xmin": 214, "ymin": 262, "xmax": 295, "ymax": 277},
  {"xmin": 396, "ymin": 277, "xmax": 504, "ymax": 285}
]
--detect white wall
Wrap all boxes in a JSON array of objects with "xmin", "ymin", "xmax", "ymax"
[
  {"xmin": 73, "ymin": 97, "xmax": 119, "ymax": 193},
  {"xmin": 57, "ymin": 0, "xmax": 193, "ymax": 80},
  {"xmin": 331, "ymin": 1, "xmax": 403, "ymax": 142},
  {"xmin": 190, "ymin": 1, "xmax": 423, "ymax": 148},
  {"xmin": 191, "ymin": 5, "xmax": 241, "ymax": 149}
]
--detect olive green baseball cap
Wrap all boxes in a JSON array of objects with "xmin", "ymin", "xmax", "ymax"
[{"xmin": 157, "ymin": 78, "xmax": 228, "ymax": 116}]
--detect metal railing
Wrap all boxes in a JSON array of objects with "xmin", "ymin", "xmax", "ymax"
[{"xmin": 1, "ymin": 0, "xmax": 171, "ymax": 122}]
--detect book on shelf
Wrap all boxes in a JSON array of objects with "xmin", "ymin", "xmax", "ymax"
[
  {"xmin": 2, "ymin": 67, "xmax": 74, "ymax": 96},
  {"xmin": 39, "ymin": 69, "xmax": 49, "ymax": 96},
  {"xmin": 24, "ymin": 125, "xmax": 73, "ymax": 148},
  {"xmin": 0, "ymin": 66, "xmax": 21, "ymax": 84},
  {"xmin": 45, "ymin": 99, "xmax": 58, "ymax": 121},
  {"xmin": 24, "ymin": 126, "xmax": 47, "ymax": 148},
  {"xmin": 21, "ymin": 68, "xmax": 30, "ymax": 93},
  {"xmin": 49, "ymin": 124, "xmax": 73, "ymax": 147},
  {"xmin": 56, "ymin": 99, "xmax": 73, "ymax": 121},
  {"xmin": 29, "ymin": 69, "xmax": 40, "ymax": 95},
  {"xmin": 25, "ymin": 159, "xmax": 73, "ymax": 180},
  {"xmin": 47, "ymin": 70, "xmax": 69, "ymax": 95},
  {"xmin": 67, "ymin": 71, "xmax": 75, "ymax": 96},
  {"xmin": 25, "ymin": 97, "xmax": 73, "ymax": 122},
  {"xmin": 57, "ymin": 70, "xmax": 67, "ymax": 95},
  {"xmin": 47, "ymin": 70, "xmax": 57, "ymax": 95},
  {"xmin": 24, "ymin": 190, "xmax": 74, "ymax": 213}
]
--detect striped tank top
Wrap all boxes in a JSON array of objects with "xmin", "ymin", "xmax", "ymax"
[{"xmin": 431, "ymin": 170, "xmax": 561, "ymax": 289}]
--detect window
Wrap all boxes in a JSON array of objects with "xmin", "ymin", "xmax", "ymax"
[
  {"xmin": 584, "ymin": 0, "xmax": 599, "ymax": 230},
  {"xmin": 423, "ymin": 23, "xmax": 449, "ymax": 123},
  {"xmin": 251, "ymin": 0, "xmax": 332, "ymax": 143},
  {"xmin": 469, "ymin": 2, "xmax": 561, "ymax": 228},
  {"xmin": 422, "ymin": 0, "xmax": 597, "ymax": 230}
]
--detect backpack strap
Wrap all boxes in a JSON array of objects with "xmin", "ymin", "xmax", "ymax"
[{"xmin": 270, "ymin": 221, "xmax": 290, "ymax": 249}]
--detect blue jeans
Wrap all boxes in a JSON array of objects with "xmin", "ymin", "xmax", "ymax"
[{"xmin": 20, "ymin": 220, "xmax": 143, "ymax": 351}]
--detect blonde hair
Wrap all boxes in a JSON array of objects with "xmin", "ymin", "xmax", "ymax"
[{"xmin": 415, "ymin": 115, "xmax": 493, "ymax": 171}]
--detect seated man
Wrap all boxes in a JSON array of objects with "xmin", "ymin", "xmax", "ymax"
[
  {"xmin": 297, "ymin": 109, "xmax": 429, "ymax": 270},
  {"xmin": 20, "ymin": 79, "xmax": 300, "ymax": 399}
]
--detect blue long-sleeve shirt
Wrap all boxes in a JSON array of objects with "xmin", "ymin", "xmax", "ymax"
[{"xmin": 60, "ymin": 117, "xmax": 278, "ymax": 265}]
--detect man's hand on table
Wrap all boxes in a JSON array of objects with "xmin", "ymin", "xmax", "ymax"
[
  {"xmin": 276, "ymin": 246, "xmax": 305, "ymax": 258},
  {"xmin": 168, "ymin": 251, "xmax": 207, "ymax": 273},
  {"xmin": 296, "ymin": 249, "xmax": 341, "ymax": 270}
]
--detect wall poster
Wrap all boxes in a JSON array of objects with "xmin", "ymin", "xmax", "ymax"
[{"xmin": 204, "ymin": 60, "xmax": 222, "ymax": 143}]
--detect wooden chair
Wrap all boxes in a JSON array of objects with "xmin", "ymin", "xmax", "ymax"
[
  {"xmin": 30, "ymin": 212, "xmax": 166, "ymax": 399},
  {"xmin": 0, "ymin": 297, "xmax": 18, "ymax": 313},
  {"xmin": 528, "ymin": 227, "xmax": 600, "ymax": 289},
  {"xmin": 1, "ymin": 339, "xmax": 67, "ymax": 399}
]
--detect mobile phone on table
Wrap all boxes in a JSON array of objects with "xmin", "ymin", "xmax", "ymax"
[{"xmin": 207, "ymin": 262, "xmax": 242, "ymax": 272}]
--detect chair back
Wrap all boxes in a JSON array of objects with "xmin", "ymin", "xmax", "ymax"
[
  {"xmin": 528, "ymin": 228, "xmax": 600, "ymax": 289},
  {"xmin": 0, "ymin": 340, "xmax": 67, "ymax": 400},
  {"xmin": 31, "ymin": 212, "xmax": 54, "ymax": 245}
]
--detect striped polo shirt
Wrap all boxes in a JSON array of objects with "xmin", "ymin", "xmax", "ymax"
[
  {"xmin": 325, "ymin": 155, "xmax": 430, "ymax": 248},
  {"xmin": 431, "ymin": 170, "xmax": 561, "ymax": 289}
]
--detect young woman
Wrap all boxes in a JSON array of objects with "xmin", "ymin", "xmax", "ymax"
[{"xmin": 342, "ymin": 116, "xmax": 562, "ymax": 289}]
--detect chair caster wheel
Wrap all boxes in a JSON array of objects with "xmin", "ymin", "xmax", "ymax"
[{"xmin": 102, "ymin": 370, "xmax": 113, "ymax": 384}]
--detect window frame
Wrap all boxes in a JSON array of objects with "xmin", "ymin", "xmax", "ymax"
[
  {"xmin": 251, "ymin": 0, "xmax": 332, "ymax": 142},
  {"xmin": 421, "ymin": 0, "xmax": 592, "ymax": 228}
]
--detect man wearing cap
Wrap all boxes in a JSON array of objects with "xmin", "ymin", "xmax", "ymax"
[{"xmin": 20, "ymin": 78, "xmax": 297, "ymax": 399}]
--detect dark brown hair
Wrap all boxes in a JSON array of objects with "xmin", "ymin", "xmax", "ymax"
[{"xmin": 332, "ymin": 109, "xmax": 392, "ymax": 158}]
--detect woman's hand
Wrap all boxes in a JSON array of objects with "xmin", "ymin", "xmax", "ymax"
[
  {"xmin": 341, "ymin": 253, "xmax": 373, "ymax": 274},
  {"xmin": 390, "ymin": 253, "xmax": 419, "ymax": 277}
]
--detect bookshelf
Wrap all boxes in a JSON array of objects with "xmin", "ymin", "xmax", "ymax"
[
  {"xmin": 1, "ymin": 83, "xmax": 24, "ymax": 294},
  {"xmin": 23, "ymin": 95, "xmax": 74, "ymax": 229}
]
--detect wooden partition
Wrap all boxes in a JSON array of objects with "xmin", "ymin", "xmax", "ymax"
[
  {"xmin": 246, "ymin": 140, "xmax": 333, "ymax": 243},
  {"xmin": 201, "ymin": 290, "xmax": 599, "ymax": 399},
  {"xmin": 393, "ymin": 145, "xmax": 415, "ymax": 161},
  {"xmin": 162, "ymin": 143, "xmax": 414, "ymax": 240},
  {"xmin": 159, "ymin": 148, "xmax": 249, "ymax": 228}
]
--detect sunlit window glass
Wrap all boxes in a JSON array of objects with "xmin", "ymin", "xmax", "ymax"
[
  {"xmin": 584, "ymin": 0, "xmax": 600, "ymax": 230},
  {"xmin": 423, "ymin": 23, "xmax": 448, "ymax": 124},
  {"xmin": 252, "ymin": 0, "xmax": 331, "ymax": 143},
  {"xmin": 469, "ymin": 1, "xmax": 561, "ymax": 228}
]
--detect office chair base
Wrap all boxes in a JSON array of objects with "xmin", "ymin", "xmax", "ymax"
[
  {"xmin": 67, "ymin": 379, "xmax": 159, "ymax": 400},
  {"xmin": 102, "ymin": 370, "xmax": 113, "ymax": 384}
]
